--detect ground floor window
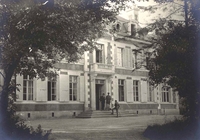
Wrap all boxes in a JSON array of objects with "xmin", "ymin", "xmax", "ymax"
[
  {"xmin": 133, "ymin": 80, "xmax": 139, "ymax": 101},
  {"xmin": 23, "ymin": 75, "xmax": 33, "ymax": 100},
  {"xmin": 162, "ymin": 86, "xmax": 170, "ymax": 102},
  {"xmin": 70, "ymin": 76, "xmax": 78, "ymax": 101},
  {"xmin": 118, "ymin": 79, "xmax": 124, "ymax": 101},
  {"xmin": 48, "ymin": 76, "xmax": 57, "ymax": 101}
]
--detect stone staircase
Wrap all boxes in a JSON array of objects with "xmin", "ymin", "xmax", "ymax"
[{"xmin": 76, "ymin": 110, "xmax": 137, "ymax": 118}]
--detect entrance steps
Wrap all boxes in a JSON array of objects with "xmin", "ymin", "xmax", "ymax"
[{"xmin": 76, "ymin": 110, "xmax": 137, "ymax": 118}]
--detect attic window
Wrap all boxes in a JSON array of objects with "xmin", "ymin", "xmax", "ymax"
[{"xmin": 131, "ymin": 24, "xmax": 136, "ymax": 36}]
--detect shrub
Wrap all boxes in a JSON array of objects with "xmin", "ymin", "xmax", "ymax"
[{"xmin": 0, "ymin": 83, "xmax": 52, "ymax": 140}]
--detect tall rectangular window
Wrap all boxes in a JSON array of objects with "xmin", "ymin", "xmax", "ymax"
[
  {"xmin": 117, "ymin": 47, "xmax": 123, "ymax": 66},
  {"xmin": 96, "ymin": 44, "xmax": 104, "ymax": 63},
  {"xmin": 23, "ymin": 75, "xmax": 33, "ymax": 100},
  {"xmin": 148, "ymin": 84, "xmax": 154, "ymax": 102},
  {"xmin": 70, "ymin": 76, "xmax": 77, "ymax": 101},
  {"xmin": 133, "ymin": 80, "xmax": 139, "ymax": 101},
  {"xmin": 162, "ymin": 87, "xmax": 169, "ymax": 102},
  {"xmin": 118, "ymin": 79, "xmax": 124, "ymax": 101},
  {"xmin": 48, "ymin": 76, "xmax": 57, "ymax": 101}
]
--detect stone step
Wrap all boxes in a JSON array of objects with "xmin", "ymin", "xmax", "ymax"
[{"xmin": 76, "ymin": 110, "xmax": 137, "ymax": 118}]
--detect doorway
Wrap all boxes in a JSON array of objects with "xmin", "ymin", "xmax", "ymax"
[{"xmin": 95, "ymin": 84, "xmax": 102, "ymax": 110}]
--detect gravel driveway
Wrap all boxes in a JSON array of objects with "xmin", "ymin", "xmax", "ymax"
[{"xmin": 26, "ymin": 115, "xmax": 182, "ymax": 140}]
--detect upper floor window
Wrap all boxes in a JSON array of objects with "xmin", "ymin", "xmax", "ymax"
[
  {"xmin": 133, "ymin": 80, "xmax": 139, "ymax": 101},
  {"xmin": 96, "ymin": 44, "xmax": 104, "ymax": 63},
  {"xmin": 23, "ymin": 75, "xmax": 33, "ymax": 100},
  {"xmin": 162, "ymin": 86, "xmax": 170, "ymax": 102},
  {"xmin": 47, "ymin": 75, "xmax": 57, "ymax": 101},
  {"xmin": 117, "ymin": 47, "xmax": 123, "ymax": 67},
  {"xmin": 118, "ymin": 79, "xmax": 124, "ymax": 101}
]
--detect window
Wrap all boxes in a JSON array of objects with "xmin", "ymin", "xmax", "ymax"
[
  {"xmin": 96, "ymin": 44, "xmax": 104, "ymax": 63},
  {"xmin": 117, "ymin": 47, "xmax": 123, "ymax": 66},
  {"xmin": 69, "ymin": 76, "xmax": 78, "ymax": 101},
  {"xmin": 131, "ymin": 24, "xmax": 136, "ymax": 36},
  {"xmin": 133, "ymin": 80, "xmax": 139, "ymax": 101},
  {"xmin": 118, "ymin": 79, "xmax": 124, "ymax": 101},
  {"xmin": 162, "ymin": 87, "xmax": 170, "ymax": 102},
  {"xmin": 23, "ymin": 75, "xmax": 33, "ymax": 100},
  {"xmin": 48, "ymin": 76, "xmax": 57, "ymax": 101},
  {"xmin": 116, "ymin": 23, "xmax": 120, "ymax": 31},
  {"xmin": 148, "ymin": 84, "xmax": 154, "ymax": 102}
]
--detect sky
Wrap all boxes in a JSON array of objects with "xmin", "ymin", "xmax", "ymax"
[{"xmin": 119, "ymin": 0, "xmax": 185, "ymax": 28}]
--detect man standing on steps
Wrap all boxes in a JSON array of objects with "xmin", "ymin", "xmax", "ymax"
[
  {"xmin": 106, "ymin": 92, "xmax": 111, "ymax": 110},
  {"xmin": 99, "ymin": 93, "xmax": 105, "ymax": 110}
]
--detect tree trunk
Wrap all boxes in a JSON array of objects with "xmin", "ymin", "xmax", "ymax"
[
  {"xmin": 0, "ymin": 61, "xmax": 19, "ymax": 132},
  {"xmin": 184, "ymin": 0, "xmax": 188, "ymax": 28}
]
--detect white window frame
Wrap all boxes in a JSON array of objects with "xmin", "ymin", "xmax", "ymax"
[
  {"xmin": 47, "ymin": 76, "xmax": 57, "ymax": 101},
  {"xmin": 162, "ymin": 86, "xmax": 170, "ymax": 102},
  {"xmin": 23, "ymin": 75, "xmax": 33, "ymax": 101},
  {"xmin": 133, "ymin": 80, "xmax": 139, "ymax": 101},
  {"xmin": 69, "ymin": 76, "xmax": 78, "ymax": 101},
  {"xmin": 118, "ymin": 79, "xmax": 124, "ymax": 101},
  {"xmin": 96, "ymin": 44, "xmax": 104, "ymax": 63}
]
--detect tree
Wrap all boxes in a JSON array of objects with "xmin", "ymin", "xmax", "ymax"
[
  {"xmin": 0, "ymin": 0, "xmax": 130, "ymax": 136},
  {"xmin": 146, "ymin": 0, "xmax": 200, "ymax": 120}
]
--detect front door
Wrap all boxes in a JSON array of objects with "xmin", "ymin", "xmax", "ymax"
[{"xmin": 95, "ymin": 84, "xmax": 102, "ymax": 110}]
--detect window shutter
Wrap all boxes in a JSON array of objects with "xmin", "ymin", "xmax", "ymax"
[
  {"xmin": 138, "ymin": 81, "xmax": 141, "ymax": 102},
  {"xmin": 117, "ymin": 48, "xmax": 122, "ymax": 66},
  {"xmin": 77, "ymin": 76, "xmax": 80, "ymax": 101},
  {"xmin": 123, "ymin": 48, "xmax": 127, "ymax": 67},
  {"xmin": 102, "ymin": 45, "xmax": 105, "ymax": 63},
  {"xmin": 137, "ymin": 51, "xmax": 142, "ymax": 68},
  {"xmin": 126, "ymin": 79, "xmax": 132, "ymax": 102},
  {"xmin": 114, "ymin": 46, "xmax": 117, "ymax": 66},
  {"xmin": 107, "ymin": 43, "xmax": 112, "ymax": 64},
  {"xmin": 128, "ymin": 48, "xmax": 132, "ymax": 67}
]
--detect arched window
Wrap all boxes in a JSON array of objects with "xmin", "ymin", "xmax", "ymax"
[{"xmin": 162, "ymin": 86, "xmax": 170, "ymax": 102}]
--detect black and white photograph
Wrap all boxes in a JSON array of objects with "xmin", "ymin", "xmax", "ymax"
[{"xmin": 0, "ymin": 0, "xmax": 199, "ymax": 139}]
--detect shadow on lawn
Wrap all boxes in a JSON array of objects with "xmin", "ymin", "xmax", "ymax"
[{"xmin": 143, "ymin": 117, "xmax": 200, "ymax": 140}]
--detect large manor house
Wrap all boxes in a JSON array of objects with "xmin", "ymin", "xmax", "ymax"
[{"xmin": 1, "ymin": 6, "xmax": 180, "ymax": 119}]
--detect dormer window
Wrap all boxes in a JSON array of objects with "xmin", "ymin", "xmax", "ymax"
[
  {"xmin": 116, "ymin": 23, "xmax": 120, "ymax": 31},
  {"xmin": 131, "ymin": 24, "xmax": 136, "ymax": 36}
]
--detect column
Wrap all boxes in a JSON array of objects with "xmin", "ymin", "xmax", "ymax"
[{"xmin": 90, "ymin": 74, "xmax": 97, "ymax": 110}]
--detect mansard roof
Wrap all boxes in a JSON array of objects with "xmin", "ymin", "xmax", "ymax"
[{"xmin": 116, "ymin": 15, "xmax": 129, "ymax": 22}]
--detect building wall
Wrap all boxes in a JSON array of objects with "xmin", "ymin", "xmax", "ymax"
[{"xmin": 11, "ymin": 35, "xmax": 180, "ymax": 119}]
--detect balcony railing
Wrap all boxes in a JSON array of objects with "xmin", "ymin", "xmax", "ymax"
[{"xmin": 90, "ymin": 63, "xmax": 115, "ymax": 74}]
